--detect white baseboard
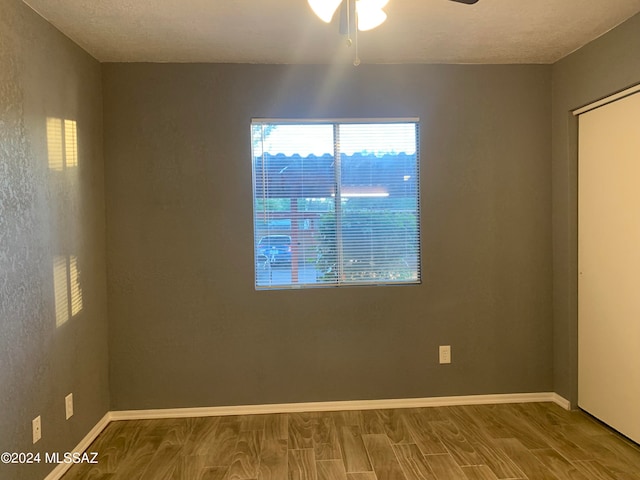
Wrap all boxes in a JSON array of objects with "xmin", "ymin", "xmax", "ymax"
[
  {"xmin": 43, "ymin": 412, "xmax": 111, "ymax": 480},
  {"xmin": 551, "ymin": 393, "xmax": 572, "ymax": 410},
  {"xmin": 43, "ymin": 391, "xmax": 571, "ymax": 478},
  {"xmin": 109, "ymin": 392, "xmax": 571, "ymax": 421}
]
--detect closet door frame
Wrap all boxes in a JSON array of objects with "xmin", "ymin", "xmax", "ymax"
[{"xmin": 575, "ymin": 87, "xmax": 640, "ymax": 444}]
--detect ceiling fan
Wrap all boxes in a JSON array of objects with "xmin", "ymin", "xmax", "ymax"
[
  {"xmin": 308, "ymin": 0, "xmax": 479, "ymax": 32},
  {"xmin": 308, "ymin": 0, "xmax": 479, "ymax": 65}
]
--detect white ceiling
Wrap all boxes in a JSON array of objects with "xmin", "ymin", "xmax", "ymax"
[{"xmin": 23, "ymin": 0, "xmax": 640, "ymax": 64}]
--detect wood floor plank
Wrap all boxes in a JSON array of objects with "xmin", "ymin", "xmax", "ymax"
[
  {"xmin": 264, "ymin": 414, "xmax": 289, "ymax": 442},
  {"xmin": 109, "ymin": 439, "xmax": 160, "ymax": 480},
  {"xmin": 429, "ymin": 418, "xmax": 485, "ymax": 467},
  {"xmin": 514, "ymin": 403, "xmax": 571, "ymax": 429},
  {"xmin": 378, "ymin": 411, "xmax": 414, "ymax": 444},
  {"xmin": 135, "ymin": 418, "xmax": 193, "ymax": 445},
  {"xmin": 61, "ymin": 465, "xmax": 115, "ymax": 480},
  {"xmin": 361, "ymin": 434, "xmax": 406, "ymax": 480},
  {"xmin": 402, "ymin": 412, "xmax": 447, "ymax": 455},
  {"xmin": 559, "ymin": 429, "xmax": 623, "ymax": 461},
  {"xmin": 338, "ymin": 426, "xmax": 373, "ymax": 473},
  {"xmin": 138, "ymin": 442, "xmax": 182, "ymax": 480},
  {"xmin": 530, "ymin": 448, "xmax": 590, "ymax": 480},
  {"xmin": 424, "ymin": 454, "xmax": 467, "ymax": 479},
  {"xmin": 468, "ymin": 404, "xmax": 551, "ymax": 450},
  {"xmin": 205, "ymin": 417, "xmax": 243, "ymax": 465},
  {"xmin": 570, "ymin": 414, "xmax": 612, "ymax": 437},
  {"xmin": 333, "ymin": 411, "xmax": 363, "ymax": 428},
  {"xmin": 540, "ymin": 402, "xmax": 609, "ymax": 439},
  {"xmin": 316, "ymin": 442, "xmax": 343, "ymax": 461},
  {"xmin": 63, "ymin": 452, "xmax": 114, "ymax": 480},
  {"xmin": 202, "ymin": 466, "xmax": 231, "ymax": 480},
  {"xmin": 63, "ymin": 473, "xmax": 114, "ymax": 480},
  {"xmin": 314, "ymin": 415, "xmax": 342, "ymax": 460},
  {"xmin": 290, "ymin": 413, "xmax": 318, "ymax": 450},
  {"xmin": 582, "ymin": 434, "xmax": 640, "ymax": 480},
  {"xmin": 170, "ymin": 455, "xmax": 214, "ymax": 480},
  {"xmin": 240, "ymin": 414, "xmax": 267, "ymax": 432},
  {"xmin": 315, "ymin": 414, "xmax": 337, "ymax": 444},
  {"xmin": 226, "ymin": 430, "xmax": 263, "ymax": 480},
  {"xmin": 388, "ymin": 413, "xmax": 415, "ymax": 445},
  {"xmin": 573, "ymin": 460, "xmax": 619, "ymax": 480},
  {"xmin": 182, "ymin": 417, "xmax": 224, "ymax": 456},
  {"xmin": 316, "ymin": 434, "xmax": 342, "ymax": 460},
  {"xmin": 97, "ymin": 420, "xmax": 151, "ymax": 473},
  {"xmin": 460, "ymin": 465, "xmax": 500, "ymax": 480},
  {"xmin": 317, "ymin": 459, "xmax": 349, "ymax": 480},
  {"xmin": 60, "ymin": 403, "xmax": 640, "ymax": 480},
  {"xmin": 590, "ymin": 433, "xmax": 640, "ymax": 466},
  {"xmin": 289, "ymin": 449, "xmax": 318, "ymax": 480},
  {"xmin": 409, "ymin": 407, "xmax": 445, "ymax": 422},
  {"xmin": 391, "ymin": 443, "xmax": 437, "ymax": 480},
  {"xmin": 507, "ymin": 405, "xmax": 592, "ymax": 461},
  {"xmin": 444, "ymin": 406, "xmax": 526, "ymax": 479},
  {"xmin": 535, "ymin": 426, "xmax": 591, "ymax": 462},
  {"xmin": 346, "ymin": 473, "xmax": 377, "ymax": 480},
  {"xmin": 104, "ymin": 429, "xmax": 173, "ymax": 480},
  {"xmin": 495, "ymin": 438, "xmax": 560, "ymax": 480},
  {"xmin": 88, "ymin": 421, "xmax": 135, "ymax": 449},
  {"xmin": 258, "ymin": 438, "xmax": 288, "ymax": 480},
  {"xmin": 361, "ymin": 410, "xmax": 388, "ymax": 435},
  {"xmin": 360, "ymin": 410, "xmax": 413, "ymax": 444}
]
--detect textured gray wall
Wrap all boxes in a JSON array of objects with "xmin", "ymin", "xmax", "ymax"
[
  {"xmin": 0, "ymin": 1, "xmax": 108, "ymax": 479},
  {"xmin": 103, "ymin": 63, "xmax": 553, "ymax": 410},
  {"xmin": 0, "ymin": 0, "xmax": 637, "ymax": 473},
  {"xmin": 551, "ymin": 13, "xmax": 640, "ymax": 406}
]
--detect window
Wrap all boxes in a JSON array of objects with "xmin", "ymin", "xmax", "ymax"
[{"xmin": 252, "ymin": 119, "xmax": 420, "ymax": 289}]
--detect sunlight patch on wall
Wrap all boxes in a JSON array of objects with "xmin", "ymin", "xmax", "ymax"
[
  {"xmin": 47, "ymin": 118, "xmax": 64, "ymax": 171},
  {"xmin": 47, "ymin": 117, "xmax": 78, "ymax": 170},
  {"xmin": 53, "ymin": 255, "xmax": 83, "ymax": 327},
  {"xmin": 69, "ymin": 255, "xmax": 83, "ymax": 316},
  {"xmin": 53, "ymin": 256, "xmax": 69, "ymax": 327},
  {"xmin": 65, "ymin": 119, "xmax": 78, "ymax": 167}
]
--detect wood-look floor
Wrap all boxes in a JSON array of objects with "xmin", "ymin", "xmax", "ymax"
[{"xmin": 60, "ymin": 402, "xmax": 640, "ymax": 480}]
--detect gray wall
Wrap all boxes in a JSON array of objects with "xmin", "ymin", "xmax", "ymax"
[
  {"xmin": 0, "ymin": 1, "xmax": 108, "ymax": 479},
  {"xmin": 551, "ymin": 13, "xmax": 640, "ymax": 405},
  {"xmin": 103, "ymin": 63, "xmax": 553, "ymax": 410},
  {"xmin": 3, "ymin": 2, "xmax": 636, "ymax": 466}
]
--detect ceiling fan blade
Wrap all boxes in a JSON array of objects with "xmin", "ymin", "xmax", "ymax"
[
  {"xmin": 449, "ymin": 0, "xmax": 480, "ymax": 4},
  {"xmin": 308, "ymin": 0, "xmax": 343, "ymax": 23}
]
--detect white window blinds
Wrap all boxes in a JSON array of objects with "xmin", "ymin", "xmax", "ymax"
[{"xmin": 252, "ymin": 119, "xmax": 420, "ymax": 289}]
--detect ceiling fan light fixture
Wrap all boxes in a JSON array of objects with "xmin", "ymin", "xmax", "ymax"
[
  {"xmin": 308, "ymin": 0, "xmax": 343, "ymax": 23},
  {"xmin": 358, "ymin": 0, "xmax": 389, "ymax": 10},
  {"xmin": 356, "ymin": 0, "xmax": 388, "ymax": 31}
]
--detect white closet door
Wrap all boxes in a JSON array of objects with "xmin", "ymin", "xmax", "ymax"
[{"xmin": 578, "ymin": 91, "xmax": 640, "ymax": 443}]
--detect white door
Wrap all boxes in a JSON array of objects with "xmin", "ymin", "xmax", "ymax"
[{"xmin": 578, "ymin": 91, "xmax": 640, "ymax": 443}]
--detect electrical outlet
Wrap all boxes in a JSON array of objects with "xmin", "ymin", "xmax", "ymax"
[
  {"xmin": 65, "ymin": 393, "xmax": 74, "ymax": 420},
  {"xmin": 439, "ymin": 345, "xmax": 451, "ymax": 364},
  {"xmin": 32, "ymin": 416, "xmax": 41, "ymax": 444}
]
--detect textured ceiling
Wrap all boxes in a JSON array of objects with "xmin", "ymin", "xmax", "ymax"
[{"xmin": 22, "ymin": 0, "xmax": 640, "ymax": 64}]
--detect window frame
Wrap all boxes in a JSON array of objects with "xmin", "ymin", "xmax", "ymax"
[{"xmin": 251, "ymin": 117, "xmax": 422, "ymax": 290}]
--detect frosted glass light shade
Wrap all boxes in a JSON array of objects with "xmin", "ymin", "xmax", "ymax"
[
  {"xmin": 356, "ymin": 0, "xmax": 389, "ymax": 31},
  {"xmin": 308, "ymin": 0, "xmax": 389, "ymax": 31},
  {"xmin": 308, "ymin": 0, "xmax": 343, "ymax": 23}
]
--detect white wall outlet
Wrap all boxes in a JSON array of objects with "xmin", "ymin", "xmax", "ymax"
[
  {"xmin": 439, "ymin": 345, "xmax": 451, "ymax": 364},
  {"xmin": 32, "ymin": 416, "xmax": 41, "ymax": 444},
  {"xmin": 65, "ymin": 393, "xmax": 74, "ymax": 420}
]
